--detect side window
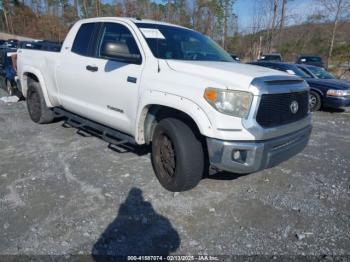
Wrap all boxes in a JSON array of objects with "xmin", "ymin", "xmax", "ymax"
[
  {"xmin": 299, "ymin": 67, "xmax": 313, "ymax": 77},
  {"xmin": 72, "ymin": 23, "xmax": 96, "ymax": 56},
  {"xmin": 97, "ymin": 22, "xmax": 141, "ymax": 61}
]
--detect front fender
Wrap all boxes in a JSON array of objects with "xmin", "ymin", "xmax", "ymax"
[{"xmin": 135, "ymin": 90, "xmax": 214, "ymax": 144}]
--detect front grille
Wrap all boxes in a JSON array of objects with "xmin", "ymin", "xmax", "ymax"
[{"xmin": 256, "ymin": 91, "xmax": 309, "ymax": 128}]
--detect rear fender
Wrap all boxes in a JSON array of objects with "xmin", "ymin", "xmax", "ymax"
[{"xmin": 21, "ymin": 66, "xmax": 53, "ymax": 107}]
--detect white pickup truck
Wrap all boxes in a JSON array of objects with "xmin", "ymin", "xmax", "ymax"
[{"xmin": 17, "ymin": 17, "xmax": 312, "ymax": 192}]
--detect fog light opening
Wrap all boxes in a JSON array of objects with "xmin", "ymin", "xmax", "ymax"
[
  {"xmin": 233, "ymin": 150, "xmax": 241, "ymax": 160},
  {"xmin": 232, "ymin": 150, "xmax": 247, "ymax": 163}
]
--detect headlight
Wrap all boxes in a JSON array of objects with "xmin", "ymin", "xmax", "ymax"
[
  {"xmin": 327, "ymin": 89, "xmax": 350, "ymax": 97},
  {"xmin": 204, "ymin": 88, "xmax": 253, "ymax": 118}
]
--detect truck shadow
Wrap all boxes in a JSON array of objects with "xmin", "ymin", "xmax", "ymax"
[
  {"xmin": 204, "ymin": 170, "xmax": 250, "ymax": 181},
  {"xmin": 91, "ymin": 187, "xmax": 180, "ymax": 259},
  {"xmin": 321, "ymin": 107, "xmax": 346, "ymax": 113}
]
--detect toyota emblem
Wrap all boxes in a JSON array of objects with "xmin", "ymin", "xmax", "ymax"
[{"xmin": 290, "ymin": 101, "xmax": 299, "ymax": 114}]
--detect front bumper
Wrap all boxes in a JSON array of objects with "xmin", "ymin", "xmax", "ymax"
[
  {"xmin": 324, "ymin": 96, "xmax": 350, "ymax": 108},
  {"xmin": 207, "ymin": 125, "xmax": 312, "ymax": 174}
]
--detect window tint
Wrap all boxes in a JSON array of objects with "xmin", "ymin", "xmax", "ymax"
[
  {"xmin": 72, "ymin": 23, "xmax": 95, "ymax": 56},
  {"xmin": 97, "ymin": 22, "xmax": 141, "ymax": 60}
]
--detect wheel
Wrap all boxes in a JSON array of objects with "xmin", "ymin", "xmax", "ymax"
[
  {"xmin": 151, "ymin": 117, "xmax": 205, "ymax": 192},
  {"xmin": 6, "ymin": 80, "xmax": 15, "ymax": 96},
  {"xmin": 309, "ymin": 91, "xmax": 321, "ymax": 112},
  {"xmin": 26, "ymin": 81, "xmax": 54, "ymax": 124}
]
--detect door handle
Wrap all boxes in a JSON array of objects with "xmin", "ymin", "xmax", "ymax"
[{"xmin": 86, "ymin": 65, "xmax": 98, "ymax": 72}]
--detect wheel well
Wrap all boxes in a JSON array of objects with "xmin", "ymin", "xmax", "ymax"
[
  {"xmin": 310, "ymin": 88, "xmax": 323, "ymax": 104},
  {"xmin": 22, "ymin": 73, "xmax": 39, "ymax": 96},
  {"xmin": 25, "ymin": 73, "xmax": 39, "ymax": 84},
  {"xmin": 142, "ymin": 105, "xmax": 202, "ymax": 144}
]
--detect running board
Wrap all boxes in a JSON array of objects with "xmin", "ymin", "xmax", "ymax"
[{"xmin": 53, "ymin": 107, "xmax": 136, "ymax": 145}]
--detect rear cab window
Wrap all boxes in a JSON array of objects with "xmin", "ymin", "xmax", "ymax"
[{"xmin": 71, "ymin": 23, "xmax": 98, "ymax": 56}]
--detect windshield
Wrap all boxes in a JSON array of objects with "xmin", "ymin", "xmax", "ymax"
[
  {"xmin": 266, "ymin": 64, "xmax": 310, "ymax": 78},
  {"xmin": 307, "ymin": 66, "xmax": 336, "ymax": 79},
  {"xmin": 135, "ymin": 23, "xmax": 234, "ymax": 62}
]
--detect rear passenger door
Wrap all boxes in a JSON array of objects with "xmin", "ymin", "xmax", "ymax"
[{"xmin": 56, "ymin": 22, "xmax": 103, "ymax": 121}]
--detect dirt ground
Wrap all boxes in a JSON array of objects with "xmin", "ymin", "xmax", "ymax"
[{"xmin": 0, "ymin": 89, "xmax": 349, "ymax": 259}]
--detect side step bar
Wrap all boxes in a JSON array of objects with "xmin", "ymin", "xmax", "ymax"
[{"xmin": 53, "ymin": 107, "xmax": 136, "ymax": 146}]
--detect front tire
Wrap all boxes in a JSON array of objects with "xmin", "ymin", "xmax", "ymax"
[
  {"xmin": 309, "ymin": 91, "xmax": 321, "ymax": 112},
  {"xmin": 151, "ymin": 117, "xmax": 205, "ymax": 192},
  {"xmin": 26, "ymin": 81, "xmax": 54, "ymax": 124}
]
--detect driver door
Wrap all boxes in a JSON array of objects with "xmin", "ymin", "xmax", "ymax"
[{"xmin": 81, "ymin": 22, "xmax": 144, "ymax": 135}]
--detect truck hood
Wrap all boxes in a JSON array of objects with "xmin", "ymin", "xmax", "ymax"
[{"xmin": 166, "ymin": 60, "xmax": 290, "ymax": 89}]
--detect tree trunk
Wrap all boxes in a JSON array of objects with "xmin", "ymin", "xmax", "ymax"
[
  {"xmin": 74, "ymin": 0, "xmax": 79, "ymax": 18},
  {"xmin": 278, "ymin": 0, "xmax": 286, "ymax": 45},
  {"xmin": 2, "ymin": 0, "xmax": 11, "ymax": 33},
  {"xmin": 268, "ymin": 0, "xmax": 278, "ymax": 52},
  {"xmin": 327, "ymin": 19, "xmax": 338, "ymax": 68},
  {"xmin": 82, "ymin": 0, "xmax": 88, "ymax": 18},
  {"xmin": 223, "ymin": 0, "xmax": 228, "ymax": 48}
]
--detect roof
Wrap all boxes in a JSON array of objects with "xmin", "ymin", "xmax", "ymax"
[
  {"xmin": 296, "ymin": 63, "xmax": 318, "ymax": 68},
  {"xmin": 77, "ymin": 17, "xmax": 188, "ymax": 29},
  {"xmin": 298, "ymin": 55, "xmax": 322, "ymax": 58}
]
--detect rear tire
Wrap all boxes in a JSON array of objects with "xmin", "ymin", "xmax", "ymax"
[
  {"xmin": 151, "ymin": 117, "xmax": 205, "ymax": 192},
  {"xmin": 309, "ymin": 91, "xmax": 321, "ymax": 112},
  {"xmin": 26, "ymin": 81, "xmax": 54, "ymax": 124},
  {"xmin": 6, "ymin": 80, "xmax": 15, "ymax": 96}
]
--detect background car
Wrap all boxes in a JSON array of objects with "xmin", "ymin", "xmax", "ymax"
[
  {"xmin": 18, "ymin": 40, "xmax": 42, "ymax": 50},
  {"xmin": 0, "ymin": 48, "xmax": 19, "ymax": 96},
  {"xmin": 18, "ymin": 40, "xmax": 62, "ymax": 52},
  {"xmin": 296, "ymin": 55, "xmax": 324, "ymax": 68},
  {"xmin": 249, "ymin": 61, "xmax": 350, "ymax": 111},
  {"xmin": 3, "ymin": 39, "xmax": 19, "ymax": 48},
  {"xmin": 258, "ymin": 53, "xmax": 283, "ymax": 62},
  {"xmin": 230, "ymin": 54, "xmax": 240, "ymax": 62},
  {"xmin": 40, "ymin": 40, "xmax": 62, "ymax": 52}
]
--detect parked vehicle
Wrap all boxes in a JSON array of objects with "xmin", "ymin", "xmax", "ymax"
[
  {"xmin": 18, "ymin": 40, "xmax": 62, "ymax": 52},
  {"xmin": 250, "ymin": 61, "xmax": 350, "ymax": 111},
  {"xmin": 18, "ymin": 41, "xmax": 42, "ymax": 50},
  {"xmin": 4, "ymin": 39, "xmax": 19, "ymax": 48},
  {"xmin": 40, "ymin": 41, "xmax": 62, "ymax": 52},
  {"xmin": 258, "ymin": 53, "xmax": 283, "ymax": 62},
  {"xmin": 17, "ymin": 18, "xmax": 312, "ymax": 192},
  {"xmin": 297, "ymin": 64, "xmax": 337, "ymax": 79},
  {"xmin": 0, "ymin": 48, "xmax": 19, "ymax": 96},
  {"xmin": 230, "ymin": 54, "xmax": 240, "ymax": 62},
  {"xmin": 296, "ymin": 55, "xmax": 324, "ymax": 68}
]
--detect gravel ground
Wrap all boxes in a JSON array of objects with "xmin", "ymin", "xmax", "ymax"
[{"xmin": 0, "ymin": 89, "xmax": 349, "ymax": 259}]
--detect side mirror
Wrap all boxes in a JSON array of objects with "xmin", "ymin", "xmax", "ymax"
[{"xmin": 101, "ymin": 41, "xmax": 141, "ymax": 64}]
